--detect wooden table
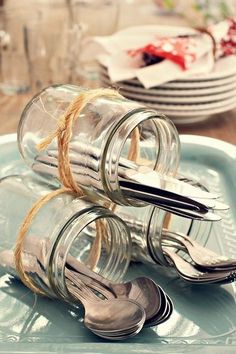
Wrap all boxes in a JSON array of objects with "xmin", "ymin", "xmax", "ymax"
[
  {"xmin": 0, "ymin": 0, "xmax": 236, "ymax": 145},
  {"xmin": 0, "ymin": 92, "xmax": 235, "ymax": 145}
]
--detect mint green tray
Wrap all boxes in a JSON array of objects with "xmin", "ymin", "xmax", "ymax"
[{"xmin": 0, "ymin": 134, "xmax": 236, "ymax": 354}]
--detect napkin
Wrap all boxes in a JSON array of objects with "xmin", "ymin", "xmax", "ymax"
[
  {"xmin": 83, "ymin": 25, "xmax": 214, "ymax": 88},
  {"xmin": 210, "ymin": 18, "xmax": 236, "ymax": 58}
]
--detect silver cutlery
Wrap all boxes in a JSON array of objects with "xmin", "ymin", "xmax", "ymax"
[
  {"xmin": 0, "ymin": 244, "xmax": 173, "ymax": 335},
  {"xmin": 44, "ymin": 235, "xmax": 174, "ymax": 327},
  {"xmin": 31, "ymin": 143, "xmax": 228, "ymax": 220},
  {"xmin": 143, "ymin": 288, "xmax": 173, "ymax": 327},
  {"xmin": 162, "ymin": 230, "xmax": 236, "ymax": 270},
  {"xmin": 47, "ymin": 143, "xmax": 221, "ymax": 202},
  {"xmin": 22, "ymin": 235, "xmax": 172, "ymax": 327},
  {"xmin": 66, "ymin": 274, "xmax": 146, "ymax": 340},
  {"xmin": 33, "ymin": 156, "xmax": 220, "ymax": 221},
  {"xmin": 0, "ymin": 248, "xmax": 147, "ymax": 339},
  {"xmin": 66, "ymin": 255, "xmax": 172, "ymax": 327},
  {"xmin": 163, "ymin": 247, "xmax": 236, "ymax": 284},
  {"xmin": 122, "ymin": 188, "xmax": 221, "ymax": 221}
]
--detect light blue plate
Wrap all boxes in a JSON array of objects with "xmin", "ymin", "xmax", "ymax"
[{"xmin": 0, "ymin": 134, "xmax": 236, "ymax": 354}]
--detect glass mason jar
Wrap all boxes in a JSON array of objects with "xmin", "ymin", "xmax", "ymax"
[
  {"xmin": 18, "ymin": 84, "xmax": 180, "ymax": 207},
  {"xmin": 0, "ymin": 174, "xmax": 131, "ymax": 301},
  {"xmin": 115, "ymin": 204, "xmax": 212, "ymax": 266}
]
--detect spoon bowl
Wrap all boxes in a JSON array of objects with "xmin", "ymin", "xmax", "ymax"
[
  {"xmin": 84, "ymin": 298, "xmax": 146, "ymax": 337},
  {"xmin": 67, "ymin": 257, "xmax": 162, "ymax": 322}
]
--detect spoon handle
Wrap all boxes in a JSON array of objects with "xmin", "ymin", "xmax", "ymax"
[
  {"xmin": 65, "ymin": 269, "xmax": 99, "ymax": 304},
  {"xmin": 69, "ymin": 269, "xmax": 116, "ymax": 299},
  {"xmin": 66, "ymin": 253, "xmax": 112, "ymax": 288}
]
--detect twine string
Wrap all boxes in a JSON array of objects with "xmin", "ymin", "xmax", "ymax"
[
  {"xmin": 14, "ymin": 187, "xmax": 72, "ymax": 295},
  {"xmin": 196, "ymin": 27, "xmax": 217, "ymax": 59},
  {"xmin": 37, "ymin": 88, "xmax": 124, "ymax": 193}
]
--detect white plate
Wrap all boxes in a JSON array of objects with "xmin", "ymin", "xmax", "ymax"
[
  {"xmin": 101, "ymin": 79, "xmax": 236, "ymax": 111},
  {"xmin": 99, "ymin": 67, "xmax": 236, "ymax": 89},
  {"xmin": 183, "ymin": 55, "xmax": 236, "ymax": 81},
  {"xmin": 125, "ymin": 95, "xmax": 236, "ymax": 111},
  {"xmin": 136, "ymin": 98, "xmax": 236, "ymax": 118},
  {"xmin": 101, "ymin": 76, "xmax": 236, "ymax": 124},
  {"xmin": 151, "ymin": 75, "xmax": 236, "ymax": 89},
  {"xmin": 100, "ymin": 73, "xmax": 236, "ymax": 96},
  {"xmin": 119, "ymin": 87, "xmax": 236, "ymax": 104},
  {"xmin": 99, "ymin": 63, "xmax": 236, "ymax": 88},
  {"xmin": 125, "ymin": 76, "xmax": 236, "ymax": 89},
  {"xmin": 152, "ymin": 100, "xmax": 236, "ymax": 124}
]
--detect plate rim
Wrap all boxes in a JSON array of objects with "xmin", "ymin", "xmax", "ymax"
[
  {"xmin": 118, "ymin": 87, "xmax": 236, "ymax": 104},
  {"xmin": 100, "ymin": 70, "xmax": 236, "ymax": 89},
  {"xmin": 101, "ymin": 76, "xmax": 236, "ymax": 97}
]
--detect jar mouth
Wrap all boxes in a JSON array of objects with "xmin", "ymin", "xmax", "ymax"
[
  {"xmin": 101, "ymin": 107, "xmax": 146, "ymax": 206},
  {"xmin": 47, "ymin": 203, "xmax": 131, "ymax": 300},
  {"xmin": 147, "ymin": 207, "xmax": 212, "ymax": 266},
  {"xmin": 101, "ymin": 109, "xmax": 180, "ymax": 206}
]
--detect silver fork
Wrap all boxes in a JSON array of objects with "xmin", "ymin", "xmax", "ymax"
[
  {"xmin": 163, "ymin": 247, "xmax": 236, "ymax": 284},
  {"xmin": 162, "ymin": 230, "xmax": 236, "ymax": 270}
]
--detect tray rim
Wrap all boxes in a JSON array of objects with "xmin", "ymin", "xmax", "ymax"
[{"xmin": 1, "ymin": 132, "xmax": 235, "ymax": 150}]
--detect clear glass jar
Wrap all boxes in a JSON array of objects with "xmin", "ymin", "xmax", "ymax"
[
  {"xmin": 18, "ymin": 84, "xmax": 180, "ymax": 207},
  {"xmin": 115, "ymin": 204, "xmax": 212, "ymax": 266},
  {"xmin": 0, "ymin": 174, "xmax": 131, "ymax": 301}
]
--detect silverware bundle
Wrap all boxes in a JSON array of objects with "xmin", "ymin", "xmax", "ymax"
[
  {"xmin": 0, "ymin": 244, "xmax": 172, "ymax": 340},
  {"xmin": 1, "ymin": 84, "xmax": 235, "ymax": 340},
  {"xmin": 0, "ymin": 173, "xmax": 174, "ymax": 340},
  {"xmin": 116, "ymin": 177, "xmax": 236, "ymax": 285},
  {"xmin": 34, "ymin": 142, "xmax": 228, "ymax": 221},
  {"xmin": 159, "ymin": 178, "xmax": 236, "ymax": 284},
  {"xmin": 161, "ymin": 231, "xmax": 236, "ymax": 284},
  {"xmin": 32, "ymin": 142, "xmax": 236, "ymax": 284}
]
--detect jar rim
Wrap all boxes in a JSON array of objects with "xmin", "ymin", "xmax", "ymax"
[
  {"xmin": 46, "ymin": 201, "xmax": 131, "ymax": 300},
  {"xmin": 101, "ymin": 109, "xmax": 180, "ymax": 206}
]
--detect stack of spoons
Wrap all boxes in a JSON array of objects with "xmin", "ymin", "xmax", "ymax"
[
  {"xmin": 0, "ymin": 247, "xmax": 173, "ymax": 340},
  {"xmin": 65, "ymin": 267, "xmax": 172, "ymax": 339}
]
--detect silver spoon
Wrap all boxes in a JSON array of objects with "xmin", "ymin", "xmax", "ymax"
[
  {"xmin": 0, "ymin": 250, "xmax": 146, "ymax": 339},
  {"xmin": 66, "ymin": 255, "xmax": 163, "ymax": 324},
  {"xmin": 66, "ymin": 278, "xmax": 146, "ymax": 340},
  {"xmin": 67, "ymin": 265, "xmax": 174, "ymax": 327},
  {"xmin": 144, "ymin": 287, "xmax": 172, "ymax": 327}
]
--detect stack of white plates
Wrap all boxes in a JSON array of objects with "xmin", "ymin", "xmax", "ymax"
[{"xmin": 99, "ymin": 57, "xmax": 236, "ymax": 125}]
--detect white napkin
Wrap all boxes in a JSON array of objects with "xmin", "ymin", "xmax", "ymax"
[
  {"xmin": 136, "ymin": 52, "xmax": 214, "ymax": 88},
  {"xmin": 83, "ymin": 25, "xmax": 214, "ymax": 88}
]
